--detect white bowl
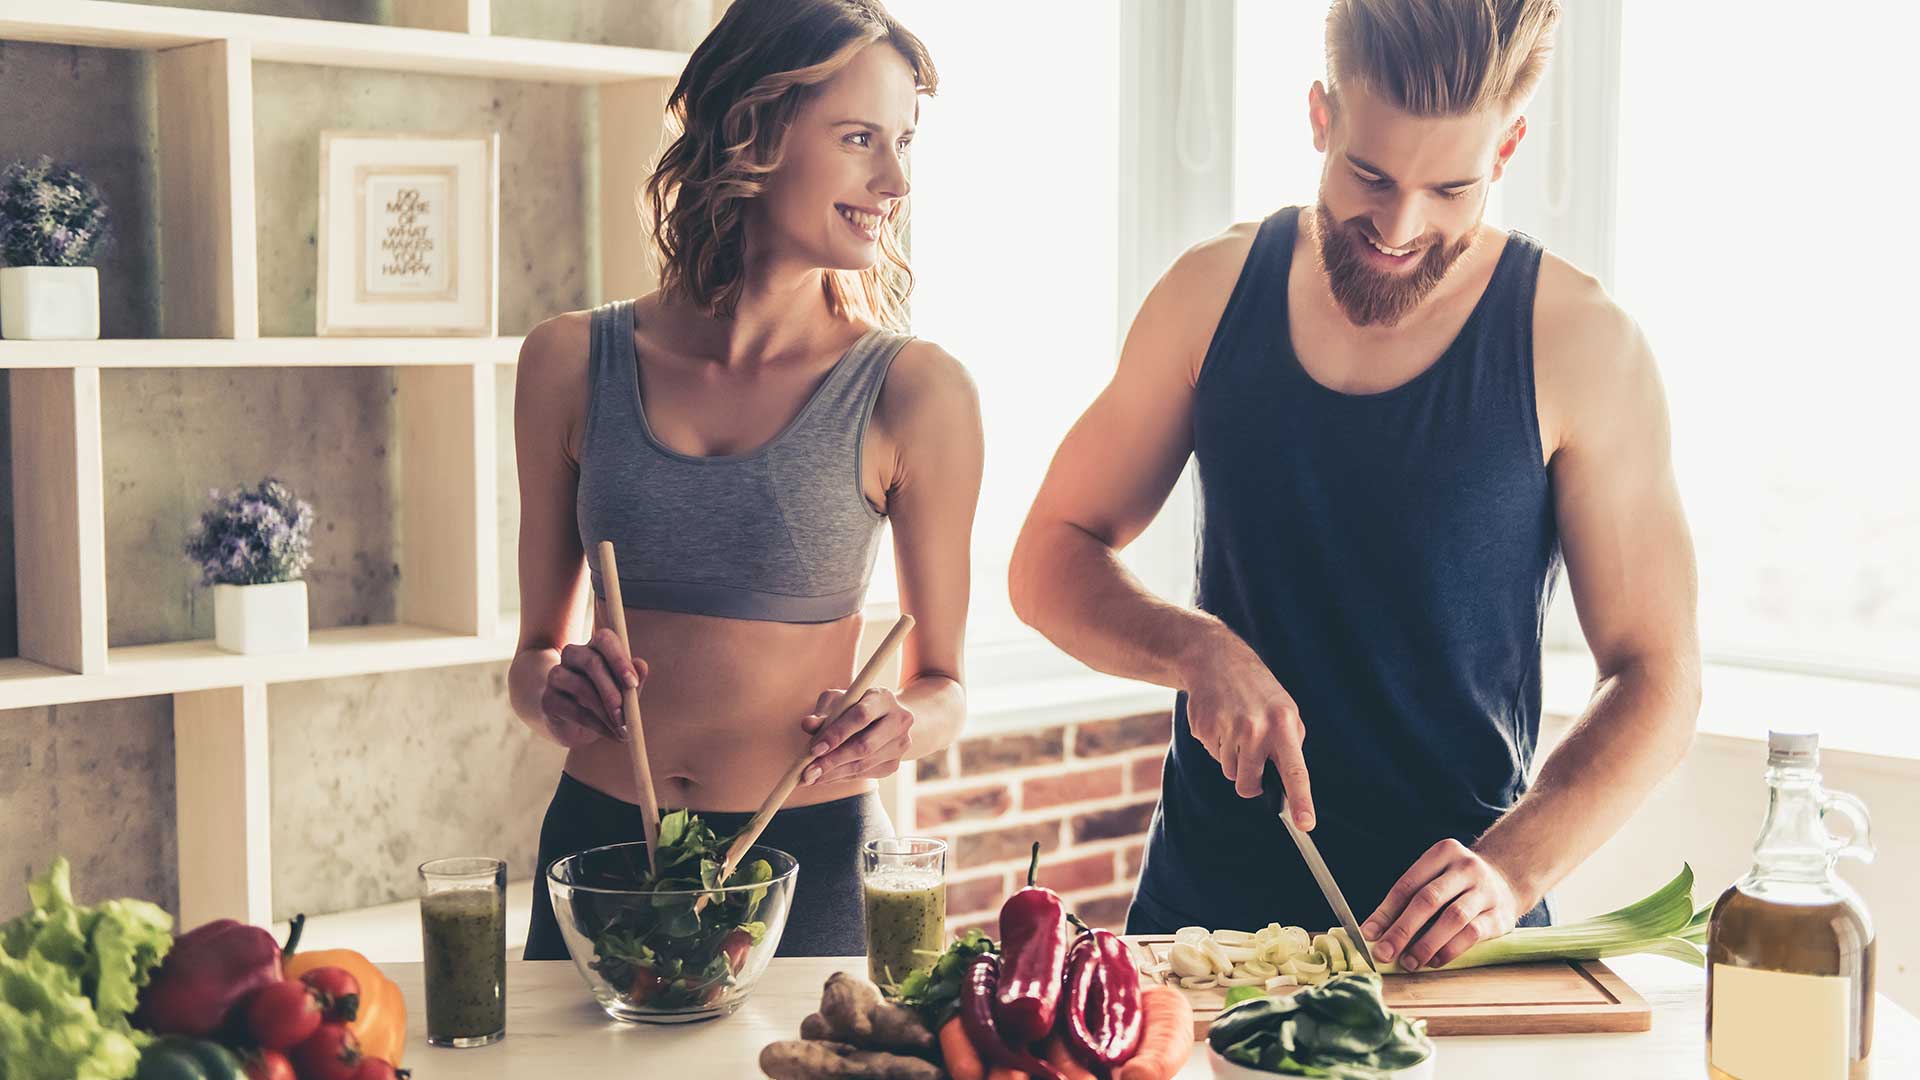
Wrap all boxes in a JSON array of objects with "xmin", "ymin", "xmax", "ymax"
[{"xmin": 1207, "ymin": 1044, "xmax": 1436, "ymax": 1080}]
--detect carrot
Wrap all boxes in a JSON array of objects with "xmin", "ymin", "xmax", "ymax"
[
  {"xmin": 1114, "ymin": 985, "xmax": 1195, "ymax": 1080},
  {"xmin": 941, "ymin": 1015, "xmax": 988, "ymax": 1080},
  {"xmin": 1041, "ymin": 1033, "xmax": 1099, "ymax": 1080}
]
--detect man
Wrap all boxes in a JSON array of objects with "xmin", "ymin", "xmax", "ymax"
[{"xmin": 1008, "ymin": 0, "xmax": 1701, "ymax": 973}]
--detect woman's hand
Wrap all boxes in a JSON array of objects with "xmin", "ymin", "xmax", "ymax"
[
  {"xmin": 540, "ymin": 627, "xmax": 647, "ymax": 748},
  {"xmin": 799, "ymin": 687, "xmax": 916, "ymax": 784}
]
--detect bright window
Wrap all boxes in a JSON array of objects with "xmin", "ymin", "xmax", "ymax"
[
  {"xmin": 879, "ymin": 1, "xmax": 1123, "ymax": 648},
  {"xmin": 1614, "ymin": 3, "xmax": 1920, "ymax": 677},
  {"xmin": 1232, "ymin": 1, "xmax": 1329, "ymax": 221}
]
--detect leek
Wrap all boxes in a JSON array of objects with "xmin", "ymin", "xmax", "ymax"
[
  {"xmin": 1436, "ymin": 864, "xmax": 1708, "ymax": 971},
  {"xmin": 1331, "ymin": 927, "xmax": 1373, "ymax": 973},
  {"xmin": 1147, "ymin": 867, "xmax": 1714, "ymax": 995}
]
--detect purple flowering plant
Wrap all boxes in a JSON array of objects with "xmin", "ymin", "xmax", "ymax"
[
  {"xmin": 183, "ymin": 478, "xmax": 316, "ymax": 587},
  {"xmin": 0, "ymin": 156, "xmax": 110, "ymax": 268}
]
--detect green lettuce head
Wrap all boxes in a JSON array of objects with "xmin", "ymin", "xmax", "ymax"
[{"xmin": 0, "ymin": 857, "xmax": 174, "ymax": 1080}]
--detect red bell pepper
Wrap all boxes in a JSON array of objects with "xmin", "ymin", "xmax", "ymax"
[
  {"xmin": 993, "ymin": 842, "xmax": 1068, "ymax": 1044},
  {"xmin": 139, "ymin": 914, "xmax": 306, "ymax": 1037},
  {"xmin": 1062, "ymin": 927, "xmax": 1144, "ymax": 1069},
  {"xmin": 960, "ymin": 952, "xmax": 1064, "ymax": 1080}
]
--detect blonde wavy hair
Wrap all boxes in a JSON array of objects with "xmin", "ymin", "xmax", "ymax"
[
  {"xmin": 1326, "ymin": 0, "xmax": 1560, "ymax": 117},
  {"xmin": 643, "ymin": 0, "xmax": 937, "ymax": 331}
]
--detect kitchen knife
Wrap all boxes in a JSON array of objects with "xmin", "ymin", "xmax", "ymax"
[{"xmin": 1261, "ymin": 762, "xmax": 1381, "ymax": 972}]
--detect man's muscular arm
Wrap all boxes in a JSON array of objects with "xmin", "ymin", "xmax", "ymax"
[{"xmin": 1009, "ymin": 226, "xmax": 1319, "ymax": 829}]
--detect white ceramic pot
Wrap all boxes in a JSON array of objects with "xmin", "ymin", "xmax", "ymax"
[
  {"xmin": 1207, "ymin": 1044, "xmax": 1436, "ymax": 1080},
  {"xmin": 0, "ymin": 265, "xmax": 100, "ymax": 340},
  {"xmin": 212, "ymin": 580, "xmax": 309, "ymax": 655}
]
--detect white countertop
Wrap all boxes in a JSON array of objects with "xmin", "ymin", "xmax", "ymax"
[{"xmin": 387, "ymin": 956, "xmax": 1920, "ymax": 1078}]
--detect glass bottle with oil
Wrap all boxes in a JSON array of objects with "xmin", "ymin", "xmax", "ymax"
[{"xmin": 1707, "ymin": 730, "xmax": 1875, "ymax": 1080}]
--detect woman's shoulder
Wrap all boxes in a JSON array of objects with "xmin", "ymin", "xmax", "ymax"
[
  {"xmin": 517, "ymin": 307, "xmax": 596, "ymax": 378},
  {"xmin": 513, "ymin": 309, "xmax": 599, "ymax": 454},
  {"xmin": 879, "ymin": 336, "xmax": 977, "ymax": 411},
  {"xmin": 872, "ymin": 335, "xmax": 982, "ymax": 454}
]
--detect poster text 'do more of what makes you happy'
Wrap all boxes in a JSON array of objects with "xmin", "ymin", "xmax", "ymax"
[{"xmin": 362, "ymin": 168, "xmax": 456, "ymax": 301}]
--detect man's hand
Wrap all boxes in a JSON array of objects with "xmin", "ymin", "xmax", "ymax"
[
  {"xmin": 1182, "ymin": 635, "xmax": 1315, "ymax": 829},
  {"xmin": 799, "ymin": 688, "xmax": 916, "ymax": 784},
  {"xmin": 1362, "ymin": 840, "xmax": 1529, "ymax": 971}
]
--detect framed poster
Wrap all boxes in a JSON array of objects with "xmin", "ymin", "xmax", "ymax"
[{"xmin": 317, "ymin": 131, "xmax": 498, "ymax": 336}]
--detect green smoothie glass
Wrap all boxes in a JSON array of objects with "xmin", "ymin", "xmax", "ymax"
[
  {"xmin": 418, "ymin": 856, "xmax": 507, "ymax": 1048},
  {"xmin": 861, "ymin": 837, "xmax": 947, "ymax": 988}
]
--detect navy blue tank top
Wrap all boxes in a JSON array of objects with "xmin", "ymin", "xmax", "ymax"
[{"xmin": 1132, "ymin": 207, "xmax": 1562, "ymax": 933}]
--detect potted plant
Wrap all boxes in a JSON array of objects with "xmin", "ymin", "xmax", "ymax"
[
  {"xmin": 0, "ymin": 156, "xmax": 110, "ymax": 340},
  {"xmin": 183, "ymin": 478, "xmax": 316, "ymax": 655}
]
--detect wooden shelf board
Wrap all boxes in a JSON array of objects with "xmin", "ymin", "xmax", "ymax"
[
  {"xmin": 0, "ymin": 336, "xmax": 524, "ymax": 369},
  {"xmin": 0, "ymin": 621, "xmax": 518, "ymax": 711},
  {"xmin": 0, "ymin": 0, "xmax": 688, "ymax": 84}
]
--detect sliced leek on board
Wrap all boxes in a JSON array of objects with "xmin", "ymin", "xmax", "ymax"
[{"xmin": 1149, "ymin": 865, "xmax": 1708, "ymax": 993}]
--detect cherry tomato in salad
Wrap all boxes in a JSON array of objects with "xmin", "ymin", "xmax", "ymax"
[
  {"xmin": 628, "ymin": 967, "xmax": 664, "ymax": 1005},
  {"xmin": 720, "ymin": 929, "xmax": 754, "ymax": 974}
]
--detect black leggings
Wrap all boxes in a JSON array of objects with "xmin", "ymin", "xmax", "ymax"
[{"xmin": 524, "ymin": 771, "xmax": 893, "ymax": 960}]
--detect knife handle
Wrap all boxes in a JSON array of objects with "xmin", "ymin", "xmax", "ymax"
[{"xmin": 1260, "ymin": 761, "xmax": 1290, "ymax": 817}]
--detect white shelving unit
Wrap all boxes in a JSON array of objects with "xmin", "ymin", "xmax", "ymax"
[
  {"xmin": 0, "ymin": 0, "xmax": 701, "ymax": 931},
  {"xmin": 0, "ymin": 0, "xmax": 691, "ymax": 83},
  {"xmin": 0, "ymin": 336, "xmax": 527, "ymax": 369}
]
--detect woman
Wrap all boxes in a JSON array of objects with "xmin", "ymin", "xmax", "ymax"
[{"xmin": 510, "ymin": 0, "xmax": 980, "ymax": 960}]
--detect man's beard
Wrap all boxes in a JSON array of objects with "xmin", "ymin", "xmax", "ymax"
[{"xmin": 1312, "ymin": 202, "xmax": 1478, "ymax": 328}]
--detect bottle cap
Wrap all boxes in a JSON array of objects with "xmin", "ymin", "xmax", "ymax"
[{"xmin": 1767, "ymin": 730, "xmax": 1819, "ymax": 768}]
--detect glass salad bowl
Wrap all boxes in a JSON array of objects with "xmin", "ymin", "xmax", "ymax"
[{"xmin": 547, "ymin": 840, "xmax": 797, "ymax": 1023}]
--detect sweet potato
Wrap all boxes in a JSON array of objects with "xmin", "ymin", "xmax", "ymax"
[
  {"xmin": 760, "ymin": 1039, "xmax": 944, "ymax": 1080},
  {"xmin": 814, "ymin": 971, "xmax": 937, "ymax": 1055}
]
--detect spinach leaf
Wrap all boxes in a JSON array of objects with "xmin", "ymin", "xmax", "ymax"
[{"xmin": 1204, "ymin": 973, "xmax": 1433, "ymax": 1077}]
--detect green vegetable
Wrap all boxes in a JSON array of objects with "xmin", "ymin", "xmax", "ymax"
[
  {"xmin": 0, "ymin": 857, "xmax": 174, "ymax": 1080},
  {"xmin": 131, "ymin": 1037, "xmax": 245, "ymax": 1080},
  {"xmin": 890, "ymin": 929, "xmax": 998, "ymax": 1028},
  {"xmin": 1440, "ymin": 864, "xmax": 1708, "ymax": 971},
  {"xmin": 1209, "ymin": 973, "xmax": 1433, "ymax": 1078},
  {"xmin": 1223, "ymin": 985, "xmax": 1265, "ymax": 1010},
  {"xmin": 587, "ymin": 809, "xmax": 775, "ymax": 1011}
]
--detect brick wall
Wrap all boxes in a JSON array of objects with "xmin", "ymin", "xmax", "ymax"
[{"xmin": 910, "ymin": 711, "xmax": 1170, "ymax": 939}]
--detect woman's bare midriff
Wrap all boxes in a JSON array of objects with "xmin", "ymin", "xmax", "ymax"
[{"xmin": 562, "ymin": 598, "xmax": 879, "ymax": 813}]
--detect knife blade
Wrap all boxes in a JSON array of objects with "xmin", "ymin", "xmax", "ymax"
[{"xmin": 1261, "ymin": 762, "xmax": 1381, "ymax": 973}]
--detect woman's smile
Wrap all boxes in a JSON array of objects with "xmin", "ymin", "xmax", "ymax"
[{"xmin": 835, "ymin": 202, "xmax": 884, "ymax": 241}]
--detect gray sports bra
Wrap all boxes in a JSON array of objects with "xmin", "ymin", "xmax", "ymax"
[{"xmin": 575, "ymin": 299, "xmax": 910, "ymax": 623}]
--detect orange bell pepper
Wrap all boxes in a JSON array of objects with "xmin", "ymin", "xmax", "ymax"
[{"xmin": 283, "ymin": 948, "xmax": 407, "ymax": 1065}]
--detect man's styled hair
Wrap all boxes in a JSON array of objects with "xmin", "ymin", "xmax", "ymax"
[{"xmin": 1325, "ymin": 0, "xmax": 1561, "ymax": 117}]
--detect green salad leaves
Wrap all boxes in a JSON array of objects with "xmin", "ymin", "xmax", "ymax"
[
  {"xmin": 587, "ymin": 810, "xmax": 773, "ymax": 1011},
  {"xmin": 1208, "ymin": 973, "xmax": 1433, "ymax": 1078},
  {"xmin": 0, "ymin": 857, "xmax": 174, "ymax": 1080}
]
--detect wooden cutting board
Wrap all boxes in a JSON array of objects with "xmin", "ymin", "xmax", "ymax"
[{"xmin": 1126, "ymin": 936, "xmax": 1651, "ymax": 1037}]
